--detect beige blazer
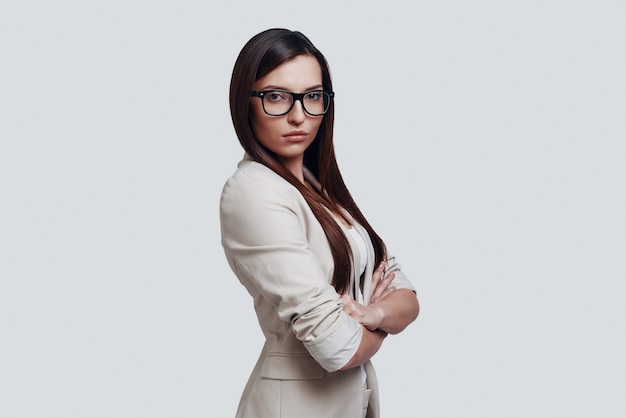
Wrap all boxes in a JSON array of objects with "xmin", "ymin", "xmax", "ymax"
[{"xmin": 220, "ymin": 156, "xmax": 415, "ymax": 418}]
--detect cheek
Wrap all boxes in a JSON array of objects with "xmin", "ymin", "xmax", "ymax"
[
  {"xmin": 250, "ymin": 105, "xmax": 268, "ymax": 135},
  {"xmin": 310, "ymin": 118, "xmax": 324, "ymax": 137},
  {"xmin": 250, "ymin": 109, "xmax": 278, "ymax": 144}
]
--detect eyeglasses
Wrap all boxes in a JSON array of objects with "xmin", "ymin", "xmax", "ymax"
[{"xmin": 251, "ymin": 89, "xmax": 334, "ymax": 116}]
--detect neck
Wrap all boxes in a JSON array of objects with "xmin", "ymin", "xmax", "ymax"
[{"xmin": 279, "ymin": 156, "xmax": 305, "ymax": 183}]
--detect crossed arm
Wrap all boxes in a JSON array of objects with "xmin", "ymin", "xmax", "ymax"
[{"xmin": 340, "ymin": 262, "xmax": 420, "ymax": 370}]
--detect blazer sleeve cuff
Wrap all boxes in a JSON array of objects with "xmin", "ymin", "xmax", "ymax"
[
  {"xmin": 303, "ymin": 314, "xmax": 362, "ymax": 372},
  {"xmin": 385, "ymin": 256, "xmax": 416, "ymax": 292}
]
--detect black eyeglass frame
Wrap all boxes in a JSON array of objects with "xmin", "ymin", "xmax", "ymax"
[{"xmin": 251, "ymin": 89, "xmax": 335, "ymax": 116}]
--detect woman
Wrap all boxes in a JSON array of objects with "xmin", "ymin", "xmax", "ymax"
[{"xmin": 220, "ymin": 28, "xmax": 420, "ymax": 418}]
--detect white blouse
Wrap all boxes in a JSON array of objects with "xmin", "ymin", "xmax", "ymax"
[
  {"xmin": 347, "ymin": 227, "xmax": 368, "ymax": 278},
  {"xmin": 346, "ymin": 226, "xmax": 368, "ymax": 386}
]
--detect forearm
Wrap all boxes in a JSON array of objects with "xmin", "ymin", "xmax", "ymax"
[
  {"xmin": 371, "ymin": 289, "xmax": 419, "ymax": 334},
  {"xmin": 340, "ymin": 326, "xmax": 387, "ymax": 370}
]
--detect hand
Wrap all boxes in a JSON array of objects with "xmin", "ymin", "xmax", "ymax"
[
  {"xmin": 340, "ymin": 294, "xmax": 384, "ymax": 331},
  {"xmin": 370, "ymin": 261, "xmax": 397, "ymax": 304}
]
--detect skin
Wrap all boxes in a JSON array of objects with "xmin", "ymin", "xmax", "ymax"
[
  {"xmin": 250, "ymin": 54, "xmax": 324, "ymax": 182},
  {"xmin": 340, "ymin": 265, "xmax": 419, "ymax": 370},
  {"xmin": 342, "ymin": 264, "xmax": 419, "ymax": 334},
  {"xmin": 250, "ymin": 54, "xmax": 420, "ymax": 371}
]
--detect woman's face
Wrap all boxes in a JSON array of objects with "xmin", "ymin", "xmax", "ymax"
[{"xmin": 250, "ymin": 54, "xmax": 325, "ymax": 177}]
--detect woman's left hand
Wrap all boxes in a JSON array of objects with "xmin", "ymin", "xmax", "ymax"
[
  {"xmin": 340, "ymin": 294, "xmax": 384, "ymax": 331},
  {"xmin": 370, "ymin": 261, "xmax": 397, "ymax": 304}
]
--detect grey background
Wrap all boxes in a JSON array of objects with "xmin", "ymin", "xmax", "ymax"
[{"xmin": 1, "ymin": 1, "xmax": 624, "ymax": 417}]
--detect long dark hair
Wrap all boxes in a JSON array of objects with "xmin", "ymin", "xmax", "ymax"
[{"xmin": 229, "ymin": 28, "xmax": 386, "ymax": 294}]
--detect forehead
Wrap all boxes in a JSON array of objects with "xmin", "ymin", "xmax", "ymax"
[{"xmin": 255, "ymin": 55, "xmax": 322, "ymax": 91}]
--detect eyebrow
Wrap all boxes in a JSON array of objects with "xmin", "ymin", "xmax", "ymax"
[{"xmin": 257, "ymin": 84, "xmax": 324, "ymax": 92}]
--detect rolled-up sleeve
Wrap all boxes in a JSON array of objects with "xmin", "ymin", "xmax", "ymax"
[
  {"xmin": 303, "ymin": 313, "xmax": 362, "ymax": 371},
  {"xmin": 385, "ymin": 255, "xmax": 417, "ymax": 293},
  {"xmin": 220, "ymin": 165, "xmax": 361, "ymax": 372}
]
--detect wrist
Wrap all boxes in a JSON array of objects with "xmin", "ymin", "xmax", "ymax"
[
  {"xmin": 362, "ymin": 306, "xmax": 385, "ymax": 332},
  {"xmin": 374, "ymin": 306, "xmax": 385, "ymax": 330}
]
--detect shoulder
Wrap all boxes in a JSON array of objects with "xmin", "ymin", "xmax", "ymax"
[
  {"xmin": 219, "ymin": 159, "xmax": 313, "ymax": 246},
  {"xmin": 220, "ymin": 159, "xmax": 301, "ymax": 209},
  {"xmin": 224, "ymin": 158, "xmax": 282, "ymax": 186}
]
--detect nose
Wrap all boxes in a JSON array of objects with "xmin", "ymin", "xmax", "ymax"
[{"xmin": 287, "ymin": 99, "xmax": 306, "ymax": 125}]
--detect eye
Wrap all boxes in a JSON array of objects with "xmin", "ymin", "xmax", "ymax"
[
  {"xmin": 304, "ymin": 91, "xmax": 323, "ymax": 101},
  {"xmin": 265, "ymin": 91, "xmax": 289, "ymax": 102}
]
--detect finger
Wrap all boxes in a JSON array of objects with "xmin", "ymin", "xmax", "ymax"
[
  {"xmin": 340, "ymin": 294, "xmax": 358, "ymax": 315},
  {"xmin": 379, "ymin": 271, "xmax": 395, "ymax": 289},
  {"xmin": 344, "ymin": 302, "xmax": 362, "ymax": 320},
  {"xmin": 379, "ymin": 286, "xmax": 397, "ymax": 301},
  {"xmin": 371, "ymin": 271, "xmax": 395, "ymax": 301},
  {"xmin": 371, "ymin": 264, "xmax": 386, "ymax": 286},
  {"xmin": 341, "ymin": 301, "xmax": 354, "ymax": 315},
  {"xmin": 372, "ymin": 261, "xmax": 386, "ymax": 282},
  {"xmin": 371, "ymin": 285, "xmax": 397, "ymax": 304}
]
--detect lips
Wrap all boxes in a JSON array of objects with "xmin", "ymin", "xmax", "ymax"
[{"xmin": 284, "ymin": 130, "xmax": 308, "ymax": 141}]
